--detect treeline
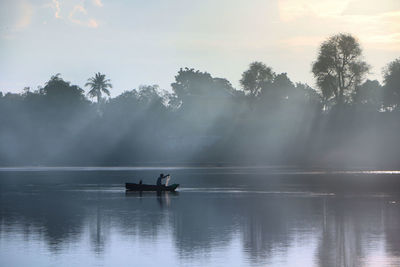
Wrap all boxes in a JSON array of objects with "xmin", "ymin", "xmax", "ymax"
[{"xmin": 1, "ymin": 34, "xmax": 399, "ymax": 168}]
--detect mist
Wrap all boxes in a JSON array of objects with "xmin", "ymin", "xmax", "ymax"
[{"xmin": 1, "ymin": 48, "xmax": 399, "ymax": 169}]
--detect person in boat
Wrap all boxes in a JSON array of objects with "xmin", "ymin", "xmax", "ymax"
[{"xmin": 156, "ymin": 173, "xmax": 168, "ymax": 186}]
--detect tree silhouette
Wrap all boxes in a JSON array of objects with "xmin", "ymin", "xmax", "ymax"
[
  {"xmin": 85, "ymin": 72, "xmax": 112, "ymax": 103},
  {"xmin": 42, "ymin": 73, "xmax": 85, "ymax": 105},
  {"xmin": 3, "ymin": 47, "xmax": 400, "ymax": 167},
  {"xmin": 171, "ymin": 67, "xmax": 234, "ymax": 110},
  {"xmin": 312, "ymin": 34, "xmax": 370, "ymax": 106},
  {"xmin": 240, "ymin": 62, "xmax": 274, "ymax": 97},
  {"xmin": 383, "ymin": 58, "xmax": 400, "ymax": 109},
  {"xmin": 353, "ymin": 80, "xmax": 383, "ymax": 110}
]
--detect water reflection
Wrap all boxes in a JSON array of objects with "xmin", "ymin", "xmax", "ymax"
[{"xmin": 1, "ymin": 171, "xmax": 400, "ymax": 266}]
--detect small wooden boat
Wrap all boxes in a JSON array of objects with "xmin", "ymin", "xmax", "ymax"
[{"xmin": 125, "ymin": 183, "xmax": 179, "ymax": 191}]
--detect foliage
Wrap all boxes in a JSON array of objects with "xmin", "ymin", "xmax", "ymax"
[
  {"xmin": 312, "ymin": 34, "xmax": 370, "ymax": 107},
  {"xmin": 240, "ymin": 62, "xmax": 274, "ymax": 97},
  {"xmin": 353, "ymin": 80, "xmax": 383, "ymax": 110},
  {"xmin": 383, "ymin": 58, "xmax": 400, "ymax": 109},
  {"xmin": 1, "ymin": 38, "xmax": 400, "ymax": 167},
  {"xmin": 172, "ymin": 68, "xmax": 234, "ymax": 101},
  {"xmin": 42, "ymin": 73, "xmax": 86, "ymax": 104},
  {"xmin": 85, "ymin": 72, "xmax": 112, "ymax": 103}
]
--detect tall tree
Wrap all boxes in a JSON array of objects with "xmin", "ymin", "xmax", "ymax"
[
  {"xmin": 240, "ymin": 62, "xmax": 274, "ymax": 97},
  {"xmin": 312, "ymin": 34, "xmax": 370, "ymax": 106},
  {"xmin": 85, "ymin": 72, "xmax": 112, "ymax": 103},
  {"xmin": 383, "ymin": 58, "xmax": 400, "ymax": 109}
]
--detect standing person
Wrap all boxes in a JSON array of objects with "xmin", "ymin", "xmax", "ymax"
[{"xmin": 156, "ymin": 173, "xmax": 167, "ymax": 186}]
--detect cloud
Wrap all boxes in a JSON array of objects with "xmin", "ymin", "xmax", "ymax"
[
  {"xmin": 88, "ymin": 19, "xmax": 99, "ymax": 28},
  {"xmin": 15, "ymin": 1, "xmax": 33, "ymax": 29},
  {"xmin": 68, "ymin": 5, "xmax": 85, "ymax": 24},
  {"xmin": 52, "ymin": 0, "xmax": 61, "ymax": 18},
  {"xmin": 278, "ymin": 0, "xmax": 400, "ymax": 51},
  {"xmin": 92, "ymin": 0, "xmax": 103, "ymax": 8},
  {"xmin": 69, "ymin": 4, "xmax": 99, "ymax": 28}
]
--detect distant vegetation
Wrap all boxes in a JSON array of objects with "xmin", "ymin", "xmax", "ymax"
[{"xmin": 1, "ymin": 34, "xmax": 400, "ymax": 167}]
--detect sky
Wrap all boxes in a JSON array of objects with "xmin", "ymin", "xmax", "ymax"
[{"xmin": 0, "ymin": 0, "xmax": 399, "ymax": 96}]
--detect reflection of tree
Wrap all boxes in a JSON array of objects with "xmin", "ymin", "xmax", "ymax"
[
  {"xmin": 384, "ymin": 199, "xmax": 400, "ymax": 258},
  {"xmin": 315, "ymin": 197, "xmax": 397, "ymax": 267},
  {"xmin": 239, "ymin": 196, "xmax": 321, "ymax": 265},
  {"xmin": 89, "ymin": 206, "xmax": 110, "ymax": 254},
  {"xmin": 317, "ymin": 205, "xmax": 360, "ymax": 266},
  {"xmin": 241, "ymin": 198, "xmax": 291, "ymax": 263},
  {"xmin": 2, "ymin": 173, "xmax": 400, "ymax": 266},
  {"xmin": 0, "ymin": 190, "xmax": 86, "ymax": 253},
  {"xmin": 170, "ymin": 194, "xmax": 235, "ymax": 258}
]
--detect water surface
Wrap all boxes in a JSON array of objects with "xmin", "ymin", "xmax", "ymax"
[{"xmin": 1, "ymin": 167, "xmax": 400, "ymax": 266}]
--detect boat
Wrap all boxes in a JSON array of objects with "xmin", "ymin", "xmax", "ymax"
[{"xmin": 125, "ymin": 183, "xmax": 179, "ymax": 191}]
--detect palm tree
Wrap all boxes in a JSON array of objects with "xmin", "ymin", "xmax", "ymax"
[{"xmin": 85, "ymin": 72, "xmax": 112, "ymax": 103}]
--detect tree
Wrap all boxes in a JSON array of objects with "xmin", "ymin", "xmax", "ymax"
[
  {"xmin": 296, "ymin": 82, "xmax": 322, "ymax": 107},
  {"xmin": 258, "ymin": 72, "xmax": 294, "ymax": 107},
  {"xmin": 382, "ymin": 58, "xmax": 400, "ymax": 109},
  {"xmin": 85, "ymin": 72, "xmax": 112, "ymax": 103},
  {"xmin": 240, "ymin": 61, "xmax": 274, "ymax": 97},
  {"xmin": 42, "ymin": 73, "xmax": 85, "ymax": 105},
  {"xmin": 312, "ymin": 34, "xmax": 370, "ymax": 106},
  {"xmin": 171, "ymin": 68, "xmax": 236, "ymax": 130},
  {"xmin": 171, "ymin": 68, "xmax": 234, "ymax": 105},
  {"xmin": 136, "ymin": 85, "xmax": 164, "ymax": 106},
  {"xmin": 353, "ymin": 80, "xmax": 383, "ymax": 110}
]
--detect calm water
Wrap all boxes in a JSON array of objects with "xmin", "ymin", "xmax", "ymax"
[{"xmin": 1, "ymin": 167, "xmax": 400, "ymax": 267}]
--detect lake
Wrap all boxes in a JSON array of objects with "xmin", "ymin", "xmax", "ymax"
[{"xmin": 1, "ymin": 167, "xmax": 400, "ymax": 266}]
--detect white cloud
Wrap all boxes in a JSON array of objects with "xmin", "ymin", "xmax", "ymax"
[
  {"xmin": 92, "ymin": 0, "xmax": 103, "ymax": 8},
  {"xmin": 52, "ymin": 0, "xmax": 61, "ymax": 18},
  {"xmin": 69, "ymin": 4, "xmax": 99, "ymax": 28},
  {"xmin": 70, "ymin": 4, "xmax": 87, "ymax": 16},
  {"xmin": 88, "ymin": 19, "xmax": 99, "ymax": 28}
]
